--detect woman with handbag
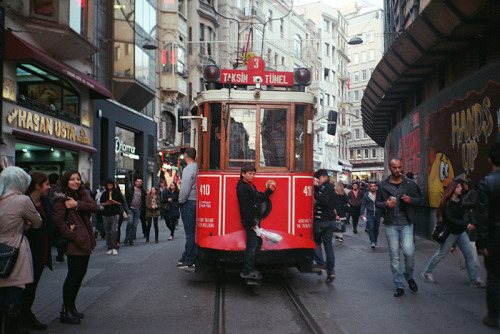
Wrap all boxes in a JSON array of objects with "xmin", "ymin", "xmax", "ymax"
[
  {"xmin": 421, "ymin": 180, "xmax": 485, "ymax": 287},
  {"xmin": 163, "ymin": 182, "xmax": 180, "ymax": 240},
  {"xmin": 0, "ymin": 166, "xmax": 42, "ymax": 333},
  {"xmin": 145, "ymin": 187, "xmax": 161, "ymax": 243},
  {"xmin": 21, "ymin": 172, "xmax": 55, "ymax": 331},
  {"xmin": 52, "ymin": 170, "xmax": 97, "ymax": 325},
  {"xmin": 333, "ymin": 182, "xmax": 348, "ymax": 243}
]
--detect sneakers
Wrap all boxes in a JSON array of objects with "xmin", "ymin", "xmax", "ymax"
[
  {"xmin": 177, "ymin": 261, "xmax": 190, "ymax": 269},
  {"xmin": 371, "ymin": 242, "xmax": 376, "ymax": 249},
  {"xmin": 407, "ymin": 279, "xmax": 418, "ymax": 292},
  {"xmin": 470, "ymin": 278, "xmax": 486, "ymax": 288},
  {"xmin": 326, "ymin": 270, "xmax": 336, "ymax": 283},
  {"xmin": 394, "ymin": 288, "xmax": 405, "ymax": 297},
  {"xmin": 106, "ymin": 250, "xmax": 113, "ymax": 255},
  {"xmin": 421, "ymin": 271, "xmax": 436, "ymax": 283},
  {"xmin": 338, "ymin": 237, "xmax": 344, "ymax": 242},
  {"xmin": 112, "ymin": 249, "xmax": 118, "ymax": 255},
  {"xmin": 185, "ymin": 263, "xmax": 195, "ymax": 273},
  {"xmin": 177, "ymin": 257, "xmax": 185, "ymax": 265},
  {"xmin": 313, "ymin": 264, "xmax": 325, "ymax": 275},
  {"xmin": 240, "ymin": 270, "xmax": 262, "ymax": 279}
]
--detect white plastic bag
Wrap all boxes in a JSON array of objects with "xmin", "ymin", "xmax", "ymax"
[{"xmin": 255, "ymin": 227, "xmax": 283, "ymax": 246}]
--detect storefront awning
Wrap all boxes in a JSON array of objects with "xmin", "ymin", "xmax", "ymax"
[
  {"xmin": 338, "ymin": 159, "xmax": 353, "ymax": 168},
  {"xmin": 12, "ymin": 129, "xmax": 97, "ymax": 153},
  {"xmin": 5, "ymin": 32, "xmax": 113, "ymax": 100}
]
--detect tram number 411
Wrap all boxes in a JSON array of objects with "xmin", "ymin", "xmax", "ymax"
[
  {"xmin": 303, "ymin": 186, "xmax": 313, "ymax": 197},
  {"xmin": 200, "ymin": 184, "xmax": 210, "ymax": 196}
]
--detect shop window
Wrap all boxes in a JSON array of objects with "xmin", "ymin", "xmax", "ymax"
[
  {"xmin": 16, "ymin": 64, "xmax": 80, "ymax": 124},
  {"xmin": 31, "ymin": 0, "xmax": 57, "ymax": 21}
]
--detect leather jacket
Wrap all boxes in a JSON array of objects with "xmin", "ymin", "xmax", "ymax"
[
  {"xmin": 376, "ymin": 176, "xmax": 423, "ymax": 225},
  {"xmin": 476, "ymin": 169, "xmax": 500, "ymax": 249}
]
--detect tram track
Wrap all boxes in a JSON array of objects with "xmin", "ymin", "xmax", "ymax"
[{"xmin": 213, "ymin": 268, "xmax": 324, "ymax": 334}]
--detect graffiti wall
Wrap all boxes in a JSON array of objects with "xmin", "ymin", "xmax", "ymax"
[{"xmin": 387, "ymin": 79, "xmax": 500, "ymax": 209}]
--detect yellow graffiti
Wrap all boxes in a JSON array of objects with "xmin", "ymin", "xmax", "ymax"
[
  {"xmin": 427, "ymin": 152, "xmax": 455, "ymax": 208},
  {"xmin": 451, "ymin": 97, "xmax": 493, "ymax": 148}
]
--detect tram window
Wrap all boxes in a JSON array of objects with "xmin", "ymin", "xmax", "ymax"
[
  {"xmin": 295, "ymin": 106, "xmax": 306, "ymax": 171},
  {"xmin": 260, "ymin": 108, "xmax": 287, "ymax": 168},
  {"xmin": 228, "ymin": 109, "xmax": 256, "ymax": 168},
  {"xmin": 209, "ymin": 103, "xmax": 222, "ymax": 170}
]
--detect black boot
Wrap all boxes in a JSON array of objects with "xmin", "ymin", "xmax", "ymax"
[
  {"xmin": 4, "ymin": 304, "xmax": 29, "ymax": 334},
  {"xmin": 59, "ymin": 305, "xmax": 81, "ymax": 325},
  {"xmin": 71, "ymin": 306, "xmax": 85, "ymax": 319}
]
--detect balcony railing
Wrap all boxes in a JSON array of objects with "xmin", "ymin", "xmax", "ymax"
[{"xmin": 16, "ymin": 95, "xmax": 80, "ymax": 125}]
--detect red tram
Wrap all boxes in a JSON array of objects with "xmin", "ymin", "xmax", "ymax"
[{"xmin": 186, "ymin": 57, "xmax": 317, "ymax": 272}]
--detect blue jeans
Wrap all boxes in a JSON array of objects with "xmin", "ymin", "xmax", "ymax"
[
  {"xmin": 313, "ymin": 220, "xmax": 335, "ymax": 273},
  {"xmin": 180, "ymin": 200, "xmax": 197, "ymax": 263},
  {"xmin": 385, "ymin": 224, "xmax": 415, "ymax": 289},
  {"xmin": 126, "ymin": 208, "xmax": 140, "ymax": 240},
  {"xmin": 424, "ymin": 231, "xmax": 478, "ymax": 280},
  {"xmin": 243, "ymin": 226, "xmax": 262, "ymax": 274},
  {"xmin": 366, "ymin": 214, "xmax": 381, "ymax": 244}
]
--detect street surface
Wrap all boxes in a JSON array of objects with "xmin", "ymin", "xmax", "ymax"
[{"xmin": 32, "ymin": 220, "xmax": 495, "ymax": 333}]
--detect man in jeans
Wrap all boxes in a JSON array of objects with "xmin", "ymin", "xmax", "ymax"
[
  {"xmin": 313, "ymin": 169, "xmax": 336, "ymax": 283},
  {"xmin": 125, "ymin": 178, "xmax": 146, "ymax": 245},
  {"xmin": 377, "ymin": 158, "xmax": 423, "ymax": 297},
  {"xmin": 177, "ymin": 148, "xmax": 198, "ymax": 271}
]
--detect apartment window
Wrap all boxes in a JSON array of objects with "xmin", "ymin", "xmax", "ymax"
[
  {"xmin": 368, "ymin": 30, "xmax": 375, "ymax": 42},
  {"xmin": 353, "ymin": 53, "xmax": 359, "ymax": 64},
  {"xmin": 325, "ymin": 94, "xmax": 330, "ymax": 106},
  {"xmin": 369, "ymin": 49, "xmax": 375, "ymax": 61},
  {"xmin": 281, "ymin": 56, "xmax": 285, "ymax": 65},
  {"xmin": 354, "ymin": 90, "xmax": 359, "ymax": 101},
  {"xmin": 354, "ymin": 72, "xmax": 359, "ymax": 82},
  {"xmin": 323, "ymin": 19, "xmax": 329, "ymax": 31},
  {"xmin": 361, "ymin": 51, "xmax": 367, "ymax": 63},
  {"xmin": 280, "ymin": 19, "xmax": 284, "ymax": 37},
  {"xmin": 274, "ymin": 53, "xmax": 278, "ymax": 65},
  {"xmin": 294, "ymin": 35, "xmax": 302, "ymax": 58},
  {"xmin": 363, "ymin": 131, "xmax": 367, "ymax": 138},
  {"xmin": 268, "ymin": 48, "xmax": 272, "ymax": 61},
  {"xmin": 324, "ymin": 68, "xmax": 330, "ymax": 80},
  {"xmin": 372, "ymin": 148, "xmax": 377, "ymax": 158},
  {"xmin": 355, "ymin": 129, "xmax": 360, "ymax": 139},
  {"xmin": 362, "ymin": 69, "xmax": 367, "ymax": 81},
  {"xmin": 268, "ymin": 10, "xmax": 273, "ymax": 30},
  {"xmin": 350, "ymin": 150, "xmax": 354, "ymax": 159},
  {"xmin": 178, "ymin": 0, "xmax": 185, "ymax": 15},
  {"xmin": 370, "ymin": 68, "xmax": 374, "ymax": 75},
  {"xmin": 324, "ymin": 43, "xmax": 329, "ymax": 56},
  {"xmin": 357, "ymin": 149, "xmax": 361, "ymax": 158},
  {"xmin": 364, "ymin": 149, "xmax": 369, "ymax": 158},
  {"xmin": 207, "ymin": 27, "xmax": 213, "ymax": 56},
  {"xmin": 331, "ymin": 70, "xmax": 335, "ymax": 81},
  {"xmin": 199, "ymin": 24, "xmax": 205, "ymax": 54},
  {"xmin": 355, "ymin": 109, "xmax": 360, "ymax": 118}
]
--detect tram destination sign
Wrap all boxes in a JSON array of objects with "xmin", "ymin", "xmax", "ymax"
[{"xmin": 220, "ymin": 56, "xmax": 294, "ymax": 86}]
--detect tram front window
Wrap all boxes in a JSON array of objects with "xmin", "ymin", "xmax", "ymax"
[
  {"xmin": 228, "ymin": 109, "xmax": 256, "ymax": 168},
  {"xmin": 260, "ymin": 108, "xmax": 287, "ymax": 168},
  {"xmin": 295, "ymin": 105, "xmax": 306, "ymax": 171}
]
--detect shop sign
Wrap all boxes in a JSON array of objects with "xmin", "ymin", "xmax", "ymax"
[
  {"xmin": 147, "ymin": 159, "xmax": 155, "ymax": 172},
  {"xmin": 6, "ymin": 107, "xmax": 91, "ymax": 146}
]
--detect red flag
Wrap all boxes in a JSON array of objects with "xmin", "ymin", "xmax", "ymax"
[{"xmin": 347, "ymin": 78, "xmax": 350, "ymax": 90}]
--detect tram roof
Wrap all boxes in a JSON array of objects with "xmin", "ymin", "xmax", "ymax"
[{"xmin": 189, "ymin": 89, "xmax": 315, "ymax": 110}]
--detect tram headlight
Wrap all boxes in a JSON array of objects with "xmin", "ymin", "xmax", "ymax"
[
  {"xmin": 294, "ymin": 68, "xmax": 311, "ymax": 87},
  {"xmin": 203, "ymin": 65, "xmax": 221, "ymax": 83}
]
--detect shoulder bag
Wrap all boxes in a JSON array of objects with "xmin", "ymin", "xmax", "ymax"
[
  {"xmin": 432, "ymin": 223, "xmax": 449, "ymax": 244},
  {"xmin": 333, "ymin": 218, "xmax": 347, "ymax": 233},
  {"xmin": 0, "ymin": 195, "xmax": 23, "ymax": 278}
]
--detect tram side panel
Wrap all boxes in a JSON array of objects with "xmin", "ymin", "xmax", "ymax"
[{"xmin": 196, "ymin": 173, "xmax": 315, "ymax": 252}]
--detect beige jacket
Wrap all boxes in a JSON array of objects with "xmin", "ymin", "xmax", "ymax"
[{"xmin": 0, "ymin": 188, "xmax": 42, "ymax": 287}]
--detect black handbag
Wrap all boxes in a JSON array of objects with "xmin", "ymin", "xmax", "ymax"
[
  {"xmin": 432, "ymin": 224, "xmax": 449, "ymax": 244},
  {"xmin": 160, "ymin": 202, "xmax": 171, "ymax": 211},
  {"xmin": 333, "ymin": 219, "xmax": 347, "ymax": 233},
  {"xmin": 0, "ymin": 236, "xmax": 23, "ymax": 278}
]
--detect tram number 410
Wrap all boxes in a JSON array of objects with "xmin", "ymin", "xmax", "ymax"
[
  {"xmin": 200, "ymin": 184, "xmax": 210, "ymax": 196},
  {"xmin": 303, "ymin": 186, "xmax": 313, "ymax": 197}
]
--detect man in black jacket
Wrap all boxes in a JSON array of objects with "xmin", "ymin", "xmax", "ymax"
[
  {"xmin": 476, "ymin": 143, "xmax": 500, "ymax": 329},
  {"xmin": 313, "ymin": 169, "xmax": 336, "ymax": 283},
  {"xmin": 236, "ymin": 164, "xmax": 275, "ymax": 279},
  {"xmin": 376, "ymin": 158, "xmax": 423, "ymax": 297}
]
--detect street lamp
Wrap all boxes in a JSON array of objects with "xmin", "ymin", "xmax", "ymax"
[{"xmin": 348, "ymin": 35, "xmax": 363, "ymax": 45}]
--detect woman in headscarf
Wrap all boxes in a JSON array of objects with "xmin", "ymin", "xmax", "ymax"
[
  {"xmin": 52, "ymin": 170, "xmax": 97, "ymax": 325},
  {"xmin": 0, "ymin": 166, "xmax": 41, "ymax": 333}
]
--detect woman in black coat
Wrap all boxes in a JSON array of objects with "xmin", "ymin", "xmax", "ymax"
[
  {"xmin": 163, "ymin": 182, "xmax": 180, "ymax": 240},
  {"xmin": 22, "ymin": 172, "xmax": 55, "ymax": 331}
]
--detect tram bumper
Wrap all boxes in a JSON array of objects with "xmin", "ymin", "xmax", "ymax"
[{"xmin": 197, "ymin": 230, "xmax": 316, "ymax": 272}]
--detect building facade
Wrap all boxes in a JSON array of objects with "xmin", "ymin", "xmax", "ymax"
[
  {"xmin": 362, "ymin": 0, "xmax": 500, "ymax": 237},
  {"xmin": 342, "ymin": 3, "xmax": 384, "ymax": 181}
]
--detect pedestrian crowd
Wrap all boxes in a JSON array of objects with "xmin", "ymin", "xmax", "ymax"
[
  {"xmin": 0, "ymin": 155, "xmax": 187, "ymax": 333},
  {"xmin": 310, "ymin": 144, "xmax": 500, "ymax": 330}
]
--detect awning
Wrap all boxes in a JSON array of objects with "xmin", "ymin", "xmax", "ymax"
[
  {"xmin": 12, "ymin": 129, "xmax": 97, "ymax": 153},
  {"xmin": 5, "ymin": 31, "xmax": 113, "ymax": 99},
  {"xmin": 338, "ymin": 159, "xmax": 353, "ymax": 168}
]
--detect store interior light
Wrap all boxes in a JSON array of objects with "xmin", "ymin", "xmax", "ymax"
[{"xmin": 22, "ymin": 149, "xmax": 28, "ymax": 152}]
